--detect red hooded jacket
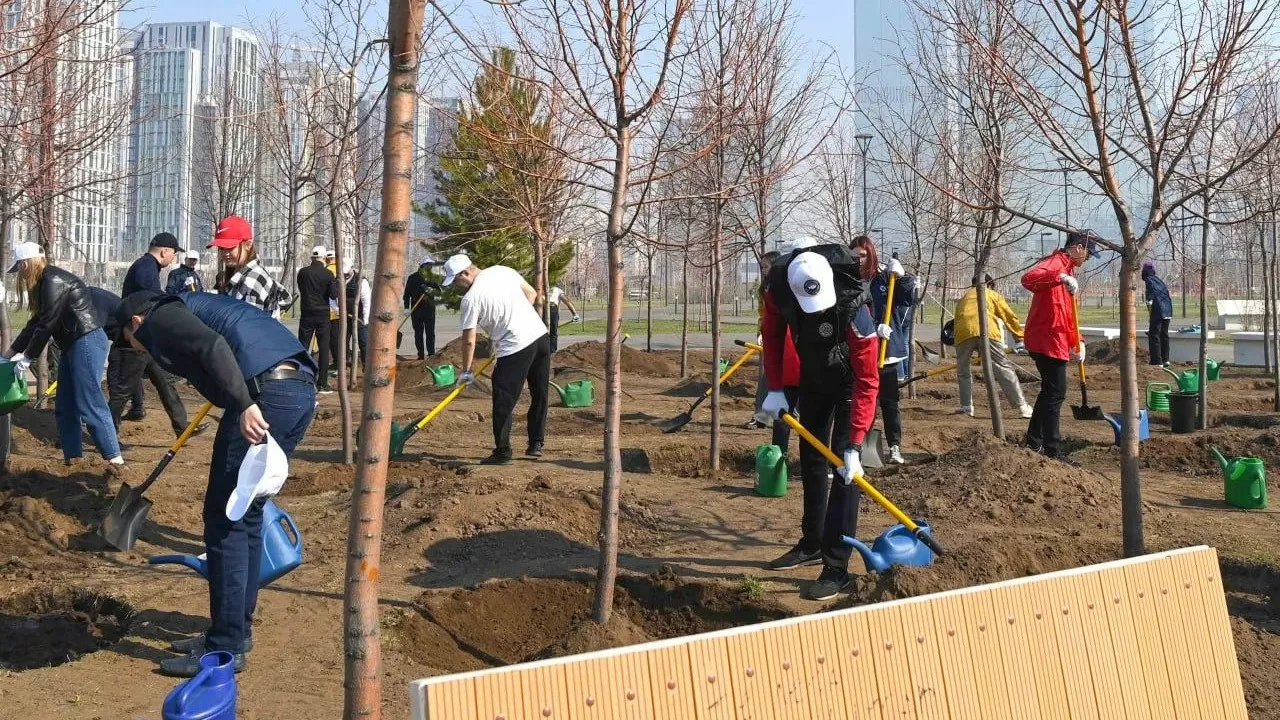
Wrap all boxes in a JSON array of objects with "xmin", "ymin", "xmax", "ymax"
[
  {"xmin": 1021, "ymin": 250, "xmax": 1082, "ymax": 361},
  {"xmin": 761, "ymin": 289, "xmax": 879, "ymax": 446}
]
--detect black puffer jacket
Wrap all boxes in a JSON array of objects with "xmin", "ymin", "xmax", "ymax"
[{"xmin": 10, "ymin": 265, "xmax": 101, "ymax": 358}]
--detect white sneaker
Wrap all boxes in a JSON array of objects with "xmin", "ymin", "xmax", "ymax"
[
  {"xmin": 1019, "ymin": 404, "xmax": 1034, "ymax": 419},
  {"xmin": 108, "ymin": 455, "xmax": 125, "ymax": 465},
  {"xmin": 958, "ymin": 406, "xmax": 974, "ymax": 417},
  {"xmin": 888, "ymin": 445, "xmax": 905, "ymax": 465}
]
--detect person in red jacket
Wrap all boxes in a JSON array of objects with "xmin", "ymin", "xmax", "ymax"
[
  {"xmin": 1020, "ymin": 231, "xmax": 1096, "ymax": 458},
  {"xmin": 760, "ymin": 242, "xmax": 880, "ymax": 601}
]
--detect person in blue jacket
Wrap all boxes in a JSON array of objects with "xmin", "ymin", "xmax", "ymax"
[
  {"xmin": 116, "ymin": 290, "xmax": 316, "ymax": 677},
  {"xmin": 854, "ymin": 236, "xmax": 918, "ymax": 465},
  {"xmin": 1142, "ymin": 261, "xmax": 1173, "ymax": 367}
]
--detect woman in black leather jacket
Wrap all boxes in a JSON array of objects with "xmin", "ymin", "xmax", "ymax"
[{"xmin": 5, "ymin": 243, "xmax": 122, "ymax": 465}]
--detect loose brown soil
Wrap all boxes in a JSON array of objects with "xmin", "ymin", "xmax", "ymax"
[
  {"xmin": 1088, "ymin": 337, "xmax": 1151, "ymax": 365},
  {"xmin": 0, "ymin": 349, "xmax": 1275, "ymax": 718},
  {"xmin": 0, "ymin": 590, "xmax": 133, "ymax": 671}
]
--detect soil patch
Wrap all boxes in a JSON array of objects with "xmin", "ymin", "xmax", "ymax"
[
  {"xmin": 661, "ymin": 373, "xmax": 753, "ymax": 399},
  {"xmin": 0, "ymin": 470, "xmax": 104, "ymax": 563},
  {"xmin": 432, "ymin": 336, "xmax": 494, "ymax": 370},
  {"xmin": 0, "ymin": 589, "xmax": 133, "ymax": 671},
  {"xmin": 645, "ymin": 444, "xmax": 755, "ymax": 478},
  {"xmin": 1214, "ymin": 413, "xmax": 1280, "ymax": 430},
  {"xmin": 284, "ymin": 463, "xmax": 353, "ymax": 496},
  {"xmin": 397, "ymin": 569, "xmax": 790, "ymax": 671},
  {"xmin": 1087, "ymin": 338, "xmax": 1150, "ymax": 365},
  {"xmin": 556, "ymin": 341, "xmax": 678, "ymax": 378}
]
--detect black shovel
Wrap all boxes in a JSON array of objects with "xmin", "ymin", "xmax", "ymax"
[
  {"xmin": 659, "ymin": 339, "xmax": 757, "ymax": 433},
  {"xmin": 97, "ymin": 402, "xmax": 214, "ymax": 551},
  {"xmin": 1069, "ymin": 300, "xmax": 1105, "ymax": 421}
]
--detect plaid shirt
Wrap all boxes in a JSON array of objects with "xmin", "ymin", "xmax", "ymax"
[{"xmin": 224, "ymin": 259, "xmax": 291, "ymax": 318}]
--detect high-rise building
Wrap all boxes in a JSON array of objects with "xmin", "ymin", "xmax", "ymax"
[{"xmin": 126, "ymin": 21, "xmax": 261, "ymax": 258}]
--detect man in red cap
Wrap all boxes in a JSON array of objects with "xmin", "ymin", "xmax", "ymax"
[{"xmin": 209, "ymin": 215, "xmax": 290, "ymax": 318}]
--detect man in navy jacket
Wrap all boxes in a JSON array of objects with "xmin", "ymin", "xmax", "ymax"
[{"xmin": 1143, "ymin": 261, "xmax": 1174, "ymax": 367}]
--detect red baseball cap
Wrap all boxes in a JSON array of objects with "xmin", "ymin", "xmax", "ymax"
[{"xmin": 209, "ymin": 215, "xmax": 253, "ymax": 248}]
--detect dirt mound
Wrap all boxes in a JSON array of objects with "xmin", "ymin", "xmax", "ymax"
[
  {"xmin": 433, "ymin": 336, "xmax": 493, "ymax": 369},
  {"xmin": 397, "ymin": 569, "xmax": 790, "ymax": 672},
  {"xmin": 0, "ymin": 471, "xmax": 104, "ymax": 562},
  {"xmin": 556, "ymin": 341, "xmax": 678, "ymax": 378},
  {"xmin": 1235, "ymin": 617, "xmax": 1280, "ymax": 718},
  {"xmin": 1087, "ymin": 338, "xmax": 1150, "ymax": 365},
  {"xmin": 661, "ymin": 373, "xmax": 753, "ymax": 399},
  {"xmin": 0, "ymin": 590, "xmax": 133, "ymax": 671},
  {"xmin": 284, "ymin": 464, "xmax": 353, "ymax": 496},
  {"xmin": 1138, "ymin": 429, "xmax": 1280, "ymax": 477}
]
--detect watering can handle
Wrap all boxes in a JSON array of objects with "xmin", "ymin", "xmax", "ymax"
[
  {"xmin": 280, "ymin": 508, "xmax": 304, "ymax": 551},
  {"xmin": 171, "ymin": 660, "xmax": 216, "ymax": 711}
]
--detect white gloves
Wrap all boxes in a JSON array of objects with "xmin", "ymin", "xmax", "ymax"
[
  {"xmin": 573, "ymin": 314, "xmax": 581, "ymax": 323},
  {"xmin": 839, "ymin": 447, "xmax": 863, "ymax": 485},
  {"xmin": 402, "ymin": 308, "xmax": 413, "ymax": 317},
  {"xmin": 756, "ymin": 333, "xmax": 763, "ymax": 345},
  {"xmin": 457, "ymin": 371, "xmax": 475, "ymax": 386},
  {"xmin": 887, "ymin": 258, "xmax": 905, "ymax": 278},
  {"xmin": 1071, "ymin": 342, "xmax": 1086, "ymax": 363},
  {"xmin": 1013, "ymin": 340, "xmax": 1026, "ymax": 353},
  {"xmin": 9, "ymin": 353, "xmax": 30, "ymax": 375},
  {"xmin": 876, "ymin": 324, "xmax": 893, "ymax": 340},
  {"xmin": 1060, "ymin": 273, "xmax": 1078, "ymax": 295},
  {"xmin": 761, "ymin": 390, "xmax": 789, "ymax": 419}
]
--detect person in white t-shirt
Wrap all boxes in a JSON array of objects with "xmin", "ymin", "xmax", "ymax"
[
  {"xmin": 543, "ymin": 285, "xmax": 580, "ymax": 353},
  {"xmin": 442, "ymin": 254, "xmax": 551, "ymax": 465}
]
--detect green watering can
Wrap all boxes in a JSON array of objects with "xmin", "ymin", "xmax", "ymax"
[
  {"xmin": 1206, "ymin": 359, "xmax": 1222, "ymax": 381},
  {"xmin": 1146, "ymin": 382, "xmax": 1172, "ymax": 412},
  {"xmin": 718, "ymin": 359, "xmax": 729, "ymax": 375},
  {"xmin": 429, "ymin": 364, "xmax": 457, "ymax": 386},
  {"xmin": 550, "ymin": 379, "xmax": 593, "ymax": 408},
  {"xmin": 1163, "ymin": 367, "xmax": 1199, "ymax": 392},
  {"xmin": 1210, "ymin": 447, "xmax": 1268, "ymax": 510},
  {"xmin": 755, "ymin": 444, "xmax": 787, "ymax": 497},
  {"xmin": 0, "ymin": 361, "xmax": 30, "ymax": 415}
]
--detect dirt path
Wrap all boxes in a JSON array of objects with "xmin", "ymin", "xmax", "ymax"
[{"xmin": 0, "ymin": 349, "xmax": 1276, "ymax": 718}]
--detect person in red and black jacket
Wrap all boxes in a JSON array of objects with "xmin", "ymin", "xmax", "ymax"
[
  {"xmin": 1021, "ymin": 231, "xmax": 1095, "ymax": 459},
  {"xmin": 760, "ymin": 242, "xmax": 880, "ymax": 601}
]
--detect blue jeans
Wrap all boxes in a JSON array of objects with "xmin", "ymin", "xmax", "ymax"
[
  {"xmin": 204, "ymin": 375, "xmax": 315, "ymax": 653},
  {"xmin": 55, "ymin": 329, "xmax": 119, "ymax": 461}
]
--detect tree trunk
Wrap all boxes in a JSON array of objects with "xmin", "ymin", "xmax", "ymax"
[
  {"xmin": 0, "ymin": 213, "xmax": 10, "ymax": 349},
  {"xmin": 939, "ymin": 244, "xmax": 949, "ymax": 360},
  {"xmin": 533, "ymin": 232, "xmax": 548, "ymax": 325},
  {"xmin": 709, "ymin": 216, "xmax": 722, "ymax": 473},
  {"xmin": 1118, "ymin": 255, "xmax": 1145, "ymax": 558},
  {"xmin": 1197, "ymin": 193, "xmax": 1210, "ymax": 429},
  {"xmin": 342, "ymin": 2, "xmax": 424, "ymax": 716},
  {"xmin": 1272, "ymin": 217, "xmax": 1280, "ymax": 411},
  {"xmin": 680, "ymin": 243, "xmax": 690, "ymax": 377},
  {"xmin": 1262, "ymin": 226, "xmax": 1271, "ymax": 373},
  {"xmin": 974, "ymin": 271, "xmax": 1003, "ymax": 438},
  {"xmin": 332, "ymin": 200, "xmax": 353, "ymax": 465},
  {"xmin": 645, "ymin": 251, "xmax": 654, "ymax": 352},
  {"xmin": 593, "ymin": 128, "xmax": 630, "ymax": 626}
]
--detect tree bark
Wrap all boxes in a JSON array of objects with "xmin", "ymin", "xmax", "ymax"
[
  {"xmin": 680, "ymin": 242, "xmax": 690, "ymax": 377},
  {"xmin": 1197, "ymin": 191, "xmax": 1210, "ymax": 429},
  {"xmin": 0, "ymin": 213, "xmax": 10, "ymax": 349},
  {"xmin": 332, "ymin": 198, "xmax": 353, "ymax": 464},
  {"xmin": 709, "ymin": 212, "xmax": 722, "ymax": 473},
  {"xmin": 1118, "ymin": 255, "xmax": 1145, "ymax": 557},
  {"xmin": 645, "ymin": 251, "xmax": 654, "ymax": 352},
  {"xmin": 342, "ymin": 2, "xmax": 424, "ymax": 716},
  {"xmin": 1261, "ymin": 225, "xmax": 1271, "ymax": 373},
  {"xmin": 1272, "ymin": 217, "xmax": 1280, "ymax": 411},
  {"xmin": 973, "ymin": 258, "xmax": 1003, "ymax": 438}
]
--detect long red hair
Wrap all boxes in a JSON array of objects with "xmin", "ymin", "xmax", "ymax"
[{"xmin": 851, "ymin": 235, "xmax": 879, "ymax": 279}]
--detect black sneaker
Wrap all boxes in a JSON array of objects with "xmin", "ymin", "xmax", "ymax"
[
  {"xmin": 803, "ymin": 566, "xmax": 852, "ymax": 601},
  {"xmin": 176, "ymin": 422, "xmax": 210, "ymax": 439},
  {"xmin": 122, "ymin": 409, "xmax": 146, "ymax": 422},
  {"xmin": 480, "ymin": 451, "xmax": 513, "ymax": 466},
  {"xmin": 525, "ymin": 442, "xmax": 544, "ymax": 458},
  {"xmin": 170, "ymin": 632, "xmax": 254, "ymax": 654},
  {"xmin": 160, "ymin": 650, "xmax": 246, "ymax": 677},
  {"xmin": 767, "ymin": 546, "xmax": 822, "ymax": 571}
]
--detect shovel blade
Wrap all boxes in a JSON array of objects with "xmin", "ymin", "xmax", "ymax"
[
  {"xmin": 97, "ymin": 482, "xmax": 153, "ymax": 551},
  {"xmin": 388, "ymin": 422, "xmax": 416, "ymax": 458},
  {"xmin": 861, "ymin": 429, "xmax": 885, "ymax": 469},
  {"xmin": 1072, "ymin": 404, "xmax": 1106, "ymax": 421},
  {"xmin": 659, "ymin": 412, "xmax": 693, "ymax": 433}
]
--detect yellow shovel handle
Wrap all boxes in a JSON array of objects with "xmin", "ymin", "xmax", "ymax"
[
  {"xmin": 170, "ymin": 402, "xmax": 214, "ymax": 452},
  {"xmin": 44, "ymin": 381, "xmax": 57, "ymax": 396},
  {"xmin": 415, "ymin": 356, "xmax": 494, "ymax": 430},
  {"xmin": 1070, "ymin": 294, "xmax": 1087, "ymax": 384},
  {"xmin": 703, "ymin": 348, "xmax": 756, "ymax": 399},
  {"xmin": 779, "ymin": 411, "xmax": 922, "ymax": 534},
  {"xmin": 879, "ymin": 274, "xmax": 896, "ymax": 368},
  {"xmin": 744, "ymin": 342, "xmax": 762, "ymax": 352}
]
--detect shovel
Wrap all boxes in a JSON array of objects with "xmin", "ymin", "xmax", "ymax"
[
  {"xmin": 879, "ymin": 274, "xmax": 897, "ymax": 368},
  {"xmin": 396, "ymin": 296, "xmax": 425, "ymax": 351},
  {"xmin": 898, "ymin": 363, "xmax": 959, "ymax": 388},
  {"xmin": 388, "ymin": 355, "xmax": 494, "ymax": 457},
  {"xmin": 33, "ymin": 380, "xmax": 57, "ymax": 409},
  {"xmin": 1069, "ymin": 297, "xmax": 1105, "ymax": 421},
  {"xmin": 97, "ymin": 401, "xmax": 215, "ymax": 551},
  {"xmin": 778, "ymin": 411, "xmax": 943, "ymax": 556},
  {"xmin": 659, "ymin": 339, "xmax": 757, "ymax": 433}
]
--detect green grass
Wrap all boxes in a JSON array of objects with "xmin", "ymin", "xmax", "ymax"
[
  {"xmin": 915, "ymin": 296, "xmax": 1215, "ymax": 329},
  {"xmin": 559, "ymin": 319, "xmax": 758, "ymax": 336},
  {"xmin": 735, "ymin": 575, "xmax": 766, "ymax": 600}
]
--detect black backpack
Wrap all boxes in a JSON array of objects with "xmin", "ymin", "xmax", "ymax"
[{"xmin": 769, "ymin": 243, "xmax": 869, "ymax": 371}]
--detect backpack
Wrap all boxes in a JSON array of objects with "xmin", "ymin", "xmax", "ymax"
[{"xmin": 769, "ymin": 243, "xmax": 870, "ymax": 372}]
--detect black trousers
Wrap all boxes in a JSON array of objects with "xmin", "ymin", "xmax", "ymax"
[
  {"xmin": 491, "ymin": 335, "xmax": 552, "ymax": 455},
  {"xmin": 1148, "ymin": 316, "xmax": 1170, "ymax": 365},
  {"xmin": 877, "ymin": 364, "xmax": 902, "ymax": 447},
  {"xmin": 549, "ymin": 305, "xmax": 560, "ymax": 353},
  {"xmin": 770, "ymin": 386, "xmax": 799, "ymax": 452},
  {"xmin": 796, "ymin": 374, "xmax": 859, "ymax": 570},
  {"xmin": 297, "ymin": 314, "xmax": 331, "ymax": 387},
  {"xmin": 328, "ymin": 318, "xmax": 341, "ymax": 374},
  {"xmin": 1026, "ymin": 352, "xmax": 1069, "ymax": 456},
  {"xmin": 108, "ymin": 346, "xmax": 189, "ymax": 435},
  {"xmin": 413, "ymin": 305, "xmax": 436, "ymax": 357}
]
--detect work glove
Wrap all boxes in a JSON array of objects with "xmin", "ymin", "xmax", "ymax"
[
  {"xmin": 573, "ymin": 314, "xmax": 581, "ymax": 323},
  {"xmin": 1059, "ymin": 273, "xmax": 1078, "ymax": 295},
  {"xmin": 887, "ymin": 258, "xmax": 905, "ymax": 278},
  {"xmin": 761, "ymin": 390, "xmax": 789, "ymax": 419},
  {"xmin": 839, "ymin": 447, "xmax": 863, "ymax": 485},
  {"xmin": 1071, "ymin": 342, "xmax": 1086, "ymax": 363},
  {"xmin": 402, "ymin": 308, "xmax": 412, "ymax": 317},
  {"xmin": 8, "ymin": 353, "xmax": 30, "ymax": 375},
  {"xmin": 876, "ymin": 323, "xmax": 893, "ymax": 340},
  {"xmin": 457, "ymin": 371, "xmax": 475, "ymax": 386},
  {"xmin": 1013, "ymin": 340, "xmax": 1026, "ymax": 354}
]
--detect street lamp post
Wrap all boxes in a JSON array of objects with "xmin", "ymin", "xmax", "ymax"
[
  {"xmin": 871, "ymin": 227, "xmax": 884, "ymax": 247},
  {"xmin": 1040, "ymin": 231, "xmax": 1053, "ymax": 257},
  {"xmin": 1061, "ymin": 166, "xmax": 1071, "ymax": 243},
  {"xmin": 855, "ymin": 133, "xmax": 874, "ymax": 233}
]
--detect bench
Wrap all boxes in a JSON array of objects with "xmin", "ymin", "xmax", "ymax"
[
  {"xmin": 409, "ymin": 546, "xmax": 1246, "ymax": 719},
  {"xmin": 1140, "ymin": 329, "xmax": 1216, "ymax": 362},
  {"xmin": 1217, "ymin": 299, "xmax": 1264, "ymax": 331},
  {"xmin": 1079, "ymin": 326, "xmax": 1120, "ymax": 345},
  {"xmin": 1232, "ymin": 331, "xmax": 1272, "ymax": 367}
]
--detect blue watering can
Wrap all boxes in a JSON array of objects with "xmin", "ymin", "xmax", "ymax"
[
  {"xmin": 841, "ymin": 522, "xmax": 936, "ymax": 573},
  {"xmin": 163, "ymin": 651, "xmax": 237, "ymax": 720},
  {"xmin": 148, "ymin": 500, "xmax": 303, "ymax": 588},
  {"xmin": 1103, "ymin": 409, "xmax": 1150, "ymax": 445}
]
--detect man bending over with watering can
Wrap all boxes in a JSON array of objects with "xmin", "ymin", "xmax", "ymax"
[
  {"xmin": 759, "ymin": 242, "xmax": 880, "ymax": 601},
  {"xmin": 117, "ymin": 290, "xmax": 317, "ymax": 677}
]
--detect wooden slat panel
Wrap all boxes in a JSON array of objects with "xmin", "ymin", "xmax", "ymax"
[
  {"xmin": 686, "ymin": 636, "xmax": 736, "ymax": 720},
  {"xmin": 725, "ymin": 626, "xmax": 776, "ymax": 719},
  {"xmin": 896, "ymin": 599, "xmax": 949, "ymax": 718},
  {"xmin": 520, "ymin": 663, "xmax": 571, "ymax": 720},
  {"xmin": 760, "ymin": 623, "xmax": 812, "ymax": 718},
  {"xmin": 960, "ymin": 589, "xmax": 1014, "ymax": 720},
  {"xmin": 1149, "ymin": 555, "xmax": 1206, "ymax": 720},
  {"xmin": 988, "ymin": 584, "xmax": 1042, "ymax": 719},
  {"xmin": 473, "ymin": 664, "xmax": 524, "ymax": 720},
  {"xmin": 867, "ymin": 602, "xmax": 916, "ymax": 718},
  {"xmin": 1050, "ymin": 572, "xmax": 1101, "ymax": 720},
  {"xmin": 1122, "ymin": 558, "xmax": 1178, "ymax": 718},
  {"xmin": 1188, "ymin": 549, "xmax": 1249, "ymax": 720},
  {"xmin": 795, "ymin": 616, "xmax": 850, "ymax": 720},
  {"xmin": 1095, "ymin": 564, "xmax": 1154, "ymax": 720},
  {"xmin": 929, "ymin": 592, "xmax": 982, "ymax": 719},
  {"xmin": 829, "ymin": 605, "xmax": 883, "ymax": 720},
  {"xmin": 1069, "ymin": 571, "xmax": 1129, "ymax": 720},
  {"xmin": 1019, "ymin": 577, "xmax": 1070, "ymax": 718},
  {"xmin": 645, "ymin": 643, "xmax": 699, "ymax": 720},
  {"xmin": 424, "ymin": 676, "xmax": 477, "ymax": 720}
]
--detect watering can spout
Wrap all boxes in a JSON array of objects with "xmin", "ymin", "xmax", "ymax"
[
  {"xmin": 149, "ymin": 553, "xmax": 208, "ymax": 577},
  {"xmin": 840, "ymin": 535, "xmax": 888, "ymax": 573},
  {"xmin": 1209, "ymin": 446, "xmax": 1231, "ymax": 475}
]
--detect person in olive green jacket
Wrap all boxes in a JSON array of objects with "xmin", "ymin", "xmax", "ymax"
[{"xmin": 953, "ymin": 274, "xmax": 1033, "ymax": 418}]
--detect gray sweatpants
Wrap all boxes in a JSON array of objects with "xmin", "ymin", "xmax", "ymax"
[{"xmin": 956, "ymin": 337, "xmax": 1028, "ymax": 410}]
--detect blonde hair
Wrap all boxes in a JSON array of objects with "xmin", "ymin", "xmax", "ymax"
[{"xmin": 18, "ymin": 254, "xmax": 47, "ymax": 313}]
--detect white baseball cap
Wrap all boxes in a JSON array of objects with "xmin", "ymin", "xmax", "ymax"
[
  {"xmin": 419, "ymin": 253, "xmax": 438, "ymax": 266},
  {"xmin": 787, "ymin": 251, "xmax": 836, "ymax": 314},
  {"xmin": 7, "ymin": 241, "xmax": 43, "ymax": 273},
  {"xmin": 440, "ymin": 253, "xmax": 473, "ymax": 286},
  {"xmin": 311, "ymin": 245, "xmax": 327, "ymax": 258},
  {"xmin": 185, "ymin": 250, "xmax": 201, "ymax": 262},
  {"xmin": 226, "ymin": 433, "xmax": 289, "ymax": 522}
]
